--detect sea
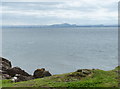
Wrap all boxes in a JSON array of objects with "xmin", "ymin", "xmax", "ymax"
[{"xmin": 2, "ymin": 27, "xmax": 118, "ymax": 74}]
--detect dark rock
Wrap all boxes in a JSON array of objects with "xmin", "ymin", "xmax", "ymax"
[
  {"xmin": 19, "ymin": 75, "xmax": 34, "ymax": 82},
  {"xmin": 67, "ymin": 69, "xmax": 92, "ymax": 78},
  {"xmin": 33, "ymin": 68, "xmax": 45, "ymax": 78},
  {"xmin": 0, "ymin": 57, "xmax": 12, "ymax": 79},
  {"xmin": 33, "ymin": 68, "xmax": 52, "ymax": 78},
  {"xmin": 2, "ymin": 74, "xmax": 11, "ymax": 79},
  {"xmin": 0, "ymin": 70, "xmax": 8, "ymax": 74},
  {"xmin": 68, "ymin": 72, "xmax": 86, "ymax": 77},
  {"xmin": 6, "ymin": 67, "xmax": 31, "ymax": 77},
  {"xmin": 76, "ymin": 69, "xmax": 82, "ymax": 72},
  {"xmin": 0, "ymin": 57, "xmax": 12, "ymax": 71},
  {"xmin": 82, "ymin": 70, "xmax": 91, "ymax": 75},
  {"xmin": 76, "ymin": 69, "xmax": 91, "ymax": 75},
  {"xmin": 42, "ymin": 71, "xmax": 52, "ymax": 77},
  {"xmin": 0, "ymin": 57, "xmax": 52, "ymax": 82},
  {"xmin": 11, "ymin": 74, "xmax": 34, "ymax": 82}
]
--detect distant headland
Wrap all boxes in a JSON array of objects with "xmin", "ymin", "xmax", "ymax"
[{"xmin": 2, "ymin": 23, "xmax": 118, "ymax": 28}]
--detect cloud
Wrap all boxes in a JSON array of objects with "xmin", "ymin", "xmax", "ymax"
[
  {"xmin": 1, "ymin": 0, "xmax": 118, "ymax": 25},
  {"xmin": 2, "ymin": 0, "xmax": 119, "ymax": 3}
]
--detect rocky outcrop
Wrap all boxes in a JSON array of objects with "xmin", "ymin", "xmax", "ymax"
[
  {"xmin": 2, "ymin": 74, "xmax": 11, "ymax": 79},
  {"xmin": 11, "ymin": 74, "xmax": 34, "ymax": 82},
  {"xmin": 0, "ymin": 57, "xmax": 32, "ymax": 81},
  {"xmin": 76, "ymin": 69, "xmax": 92, "ymax": 75},
  {"xmin": 6, "ymin": 67, "xmax": 31, "ymax": 77},
  {"xmin": 0, "ymin": 57, "xmax": 52, "ymax": 82},
  {"xmin": 42, "ymin": 71, "xmax": 52, "ymax": 77},
  {"xmin": 68, "ymin": 69, "xmax": 92, "ymax": 78},
  {"xmin": 0, "ymin": 57, "xmax": 12, "ymax": 72},
  {"xmin": 33, "ymin": 68, "xmax": 52, "ymax": 78},
  {"xmin": 0, "ymin": 57, "xmax": 12, "ymax": 79}
]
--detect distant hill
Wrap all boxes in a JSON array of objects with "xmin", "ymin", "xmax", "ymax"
[
  {"xmin": 2, "ymin": 23, "xmax": 118, "ymax": 28},
  {"xmin": 49, "ymin": 23, "xmax": 77, "ymax": 27},
  {"xmin": 49, "ymin": 23, "xmax": 117, "ymax": 28}
]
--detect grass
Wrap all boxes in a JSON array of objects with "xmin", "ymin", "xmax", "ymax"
[{"xmin": 1, "ymin": 66, "xmax": 120, "ymax": 88}]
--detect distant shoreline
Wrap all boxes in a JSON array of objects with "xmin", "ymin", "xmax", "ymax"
[{"xmin": 2, "ymin": 23, "xmax": 118, "ymax": 28}]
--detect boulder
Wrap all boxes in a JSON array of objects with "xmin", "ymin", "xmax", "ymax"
[
  {"xmin": 33, "ymin": 68, "xmax": 52, "ymax": 78},
  {"xmin": 6, "ymin": 67, "xmax": 31, "ymax": 77},
  {"xmin": 76, "ymin": 69, "xmax": 91, "ymax": 75},
  {"xmin": 33, "ymin": 68, "xmax": 45, "ymax": 78},
  {"xmin": 42, "ymin": 71, "xmax": 52, "ymax": 77}
]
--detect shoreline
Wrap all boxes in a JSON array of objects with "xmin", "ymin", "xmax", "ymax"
[{"xmin": 0, "ymin": 57, "xmax": 120, "ymax": 87}]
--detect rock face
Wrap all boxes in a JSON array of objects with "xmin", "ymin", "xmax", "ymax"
[
  {"xmin": 11, "ymin": 74, "xmax": 34, "ymax": 82},
  {"xmin": 6, "ymin": 67, "xmax": 31, "ymax": 77},
  {"xmin": 0, "ymin": 57, "xmax": 12, "ymax": 79},
  {"xmin": 42, "ymin": 71, "xmax": 52, "ymax": 77},
  {"xmin": 0, "ymin": 57, "xmax": 52, "ymax": 82},
  {"xmin": 0, "ymin": 57, "xmax": 12, "ymax": 71},
  {"xmin": 76, "ymin": 69, "xmax": 91, "ymax": 75},
  {"xmin": 2, "ymin": 74, "xmax": 11, "ymax": 79},
  {"xmin": 68, "ymin": 69, "xmax": 92, "ymax": 78},
  {"xmin": 33, "ymin": 68, "xmax": 52, "ymax": 78},
  {"xmin": 0, "ymin": 57, "xmax": 33, "ymax": 81}
]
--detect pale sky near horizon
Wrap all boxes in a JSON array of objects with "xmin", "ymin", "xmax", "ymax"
[{"xmin": 1, "ymin": 0, "xmax": 119, "ymax": 25}]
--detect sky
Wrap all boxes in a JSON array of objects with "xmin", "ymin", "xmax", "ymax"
[{"xmin": 1, "ymin": 0, "xmax": 119, "ymax": 26}]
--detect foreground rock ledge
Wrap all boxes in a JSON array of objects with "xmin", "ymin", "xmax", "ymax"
[{"xmin": 0, "ymin": 57, "xmax": 52, "ymax": 82}]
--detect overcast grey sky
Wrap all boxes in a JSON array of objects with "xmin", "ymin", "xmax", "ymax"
[{"xmin": 1, "ymin": 0, "xmax": 118, "ymax": 25}]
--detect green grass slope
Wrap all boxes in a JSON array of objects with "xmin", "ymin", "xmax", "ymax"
[{"xmin": 1, "ymin": 66, "xmax": 120, "ymax": 88}]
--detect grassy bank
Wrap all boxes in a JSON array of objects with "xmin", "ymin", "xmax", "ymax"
[{"xmin": 1, "ymin": 66, "xmax": 120, "ymax": 88}]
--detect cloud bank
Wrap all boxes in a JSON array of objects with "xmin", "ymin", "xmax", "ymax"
[{"xmin": 1, "ymin": 0, "xmax": 118, "ymax": 25}]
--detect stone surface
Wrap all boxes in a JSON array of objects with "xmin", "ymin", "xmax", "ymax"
[
  {"xmin": 33, "ymin": 68, "xmax": 52, "ymax": 78},
  {"xmin": 76, "ymin": 69, "xmax": 91, "ymax": 75},
  {"xmin": 42, "ymin": 71, "xmax": 52, "ymax": 77},
  {"xmin": 0, "ymin": 57, "xmax": 12, "ymax": 79},
  {"xmin": 11, "ymin": 74, "xmax": 34, "ymax": 82},
  {"xmin": 0, "ymin": 57, "xmax": 52, "ymax": 82},
  {"xmin": 2, "ymin": 74, "xmax": 11, "ymax": 79},
  {"xmin": 33, "ymin": 68, "xmax": 45, "ymax": 78},
  {"xmin": 6, "ymin": 67, "xmax": 31, "ymax": 77},
  {"xmin": 0, "ymin": 57, "xmax": 12, "ymax": 71}
]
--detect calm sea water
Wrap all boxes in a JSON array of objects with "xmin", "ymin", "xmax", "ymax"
[{"xmin": 2, "ymin": 27, "xmax": 118, "ymax": 74}]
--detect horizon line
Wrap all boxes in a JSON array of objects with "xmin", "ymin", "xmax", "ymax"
[{"xmin": 1, "ymin": 24, "xmax": 118, "ymax": 27}]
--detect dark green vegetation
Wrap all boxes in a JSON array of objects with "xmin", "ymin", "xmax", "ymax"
[{"xmin": 1, "ymin": 66, "xmax": 120, "ymax": 88}]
